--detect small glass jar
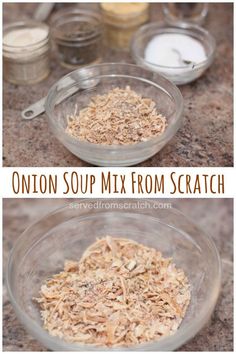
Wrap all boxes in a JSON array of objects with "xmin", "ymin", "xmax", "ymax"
[
  {"xmin": 100, "ymin": 3, "xmax": 150, "ymax": 51},
  {"xmin": 3, "ymin": 21, "xmax": 50, "ymax": 85},
  {"xmin": 163, "ymin": 4, "xmax": 209, "ymax": 26},
  {"xmin": 51, "ymin": 8, "xmax": 103, "ymax": 69}
]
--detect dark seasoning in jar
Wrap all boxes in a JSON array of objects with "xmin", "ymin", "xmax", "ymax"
[{"xmin": 51, "ymin": 9, "xmax": 103, "ymax": 69}]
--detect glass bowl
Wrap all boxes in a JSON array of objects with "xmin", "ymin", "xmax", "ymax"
[
  {"xmin": 162, "ymin": 4, "xmax": 209, "ymax": 26},
  {"xmin": 7, "ymin": 200, "xmax": 221, "ymax": 351},
  {"xmin": 44, "ymin": 63, "xmax": 183, "ymax": 166},
  {"xmin": 131, "ymin": 23, "xmax": 216, "ymax": 85}
]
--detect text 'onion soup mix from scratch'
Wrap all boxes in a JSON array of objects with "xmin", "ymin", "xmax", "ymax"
[{"xmin": 35, "ymin": 236, "xmax": 191, "ymax": 347}]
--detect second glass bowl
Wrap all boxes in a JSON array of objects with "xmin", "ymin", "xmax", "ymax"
[
  {"xmin": 44, "ymin": 63, "xmax": 183, "ymax": 166},
  {"xmin": 131, "ymin": 23, "xmax": 216, "ymax": 85},
  {"xmin": 7, "ymin": 200, "xmax": 221, "ymax": 351}
]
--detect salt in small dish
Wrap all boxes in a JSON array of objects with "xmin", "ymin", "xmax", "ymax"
[{"xmin": 131, "ymin": 23, "xmax": 216, "ymax": 85}]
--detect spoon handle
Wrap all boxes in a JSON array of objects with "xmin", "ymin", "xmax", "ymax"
[{"xmin": 34, "ymin": 3, "xmax": 55, "ymax": 22}]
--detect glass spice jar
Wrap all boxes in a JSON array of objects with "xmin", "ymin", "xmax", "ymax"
[
  {"xmin": 51, "ymin": 8, "xmax": 103, "ymax": 69},
  {"xmin": 3, "ymin": 21, "xmax": 50, "ymax": 85},
  {"xmin": 162, "ymin": 3, "xmax": 209, "ymax": 26},
  {"xmin": 100, "ymin": 3, "xmax": 150, "ymax": 51}
]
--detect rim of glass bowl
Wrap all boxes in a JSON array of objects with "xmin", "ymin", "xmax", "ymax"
[
  {"xmin": 45, "ymin": 63, "xmax": 183, "ymax": 151},
  {"xmin": 131, "ymin": 22, "xmax": 216, "ymax": 71},
  {"xmin": 7, "ymin": 200, "xmax": 221, "ymax": 351}
]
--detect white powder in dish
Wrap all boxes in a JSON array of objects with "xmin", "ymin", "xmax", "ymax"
[
  {"xmin": 145, "ymin": 33, "xmax": 207, "ymax": 67},
  {"xmin": 3, "ymin": 28, "xmax": 48, "ymax": 47}
]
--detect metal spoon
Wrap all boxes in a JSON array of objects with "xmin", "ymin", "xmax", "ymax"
[
  {"xmin": 34, "ymin": 3, "xmax": 55, "ymax": 22},
  {"xmin": 172, "ymin": 48, "xmax": 196, "ymax": 68},
  {"xmin": 21, "ymin": 70, "xmax": 100, "ymax": 120}
]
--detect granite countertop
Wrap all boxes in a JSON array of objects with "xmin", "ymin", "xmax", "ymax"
[
  {"xmin": 3, "ymin": 3, "xmax": 233, "ymax": 167},
  {"xmin": 3, "ymin": 199, "xmax": 233, "ymax": 351}
]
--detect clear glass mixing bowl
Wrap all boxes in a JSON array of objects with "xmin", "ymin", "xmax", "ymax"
[
  {"xmin": 44, "ymin": 63, "xmax": 183, "ymax": 166},
  {"xmin": 7, "ymin": 200, "xmax": 221, "ymax": 351},
  {"xmin": 131, "ymin": 24, "xmax": 216, "ymax": 85}
]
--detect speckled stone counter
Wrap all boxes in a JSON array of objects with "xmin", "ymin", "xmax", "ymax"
[
  {"xmin": 3, "ymin": 199, "xmax": 233, "ymax": 351},
  {"xmin": 3, "ymin": 3, "xmax": 233, "ymax": 167}
]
